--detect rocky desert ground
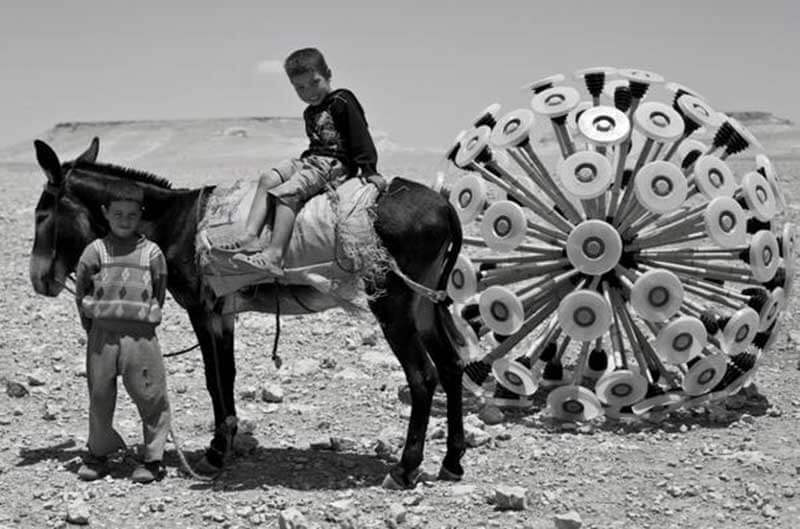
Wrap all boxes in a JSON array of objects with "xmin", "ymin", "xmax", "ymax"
[{"xmin": 1, "ymin": 115, "xmax": 799, "ymax": 529}]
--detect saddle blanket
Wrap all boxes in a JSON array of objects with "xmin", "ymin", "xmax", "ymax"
[{"xmin": 196, "ymin": 178, "xmax": 384, "ymax": 305}]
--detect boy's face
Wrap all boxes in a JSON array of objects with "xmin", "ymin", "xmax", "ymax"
[
  {"xmin": 290, "ymin": 71, "xmax": 331, "ymax": 106},
  {"xmin": 102, "ymin": 200, "xmax": 142, "ymax": 239}
]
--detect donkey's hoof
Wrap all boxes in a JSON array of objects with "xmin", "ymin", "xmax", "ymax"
[
  {"xmin": 438, "ymin": 465, "xmax": 464, "ymax": 482},
  {"xmin": 194, "ymin": 455, "xmax": 223, "ymax": 476},
  {"xmin": 381, "ymin": 472, "xmax": 408, "ymax": 490}
]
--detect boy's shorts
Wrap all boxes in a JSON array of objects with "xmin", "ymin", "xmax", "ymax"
[{"xmin": 269, "ymin": 155, "xmax": 349, "ymax": 212}]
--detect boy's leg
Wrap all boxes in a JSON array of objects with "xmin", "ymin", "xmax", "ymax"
[
  {"xmin": 119, "ymin": 328, "xmax": 171, "ymax": 466},
  {"xmin": 233, "ymin": 202, "xmax": 296, "ymax": 275},
  {"xmin": 86, "ymin": 326, "xmax": 127, "ymax": 458},
  {"xmin": 212, "ymin": 169, "xmax": 284, "ymax": 251}
]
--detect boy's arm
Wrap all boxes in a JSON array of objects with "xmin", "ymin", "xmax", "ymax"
[
  {"xmin": 331, "ymin": 91, "xmax": 379, "ymax": 177},
  {"xmin": 149, "ymin": 244, "xmax": 168, "ymax": 307},
  {"xmin": 74, "ymin": 242, "xmax": 100, "ymax": 332}
]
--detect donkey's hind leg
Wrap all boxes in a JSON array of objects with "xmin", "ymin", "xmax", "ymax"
[
  {"xmin": 416, "ymin": 297, "xmax": 466, "ymax": 481},
  {"xmin": 370, "ymin": 284, "xmax": 438, "ymax": 489}
]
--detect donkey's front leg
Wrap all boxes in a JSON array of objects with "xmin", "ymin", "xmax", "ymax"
[{"xmin": 187, "ymin": 307, "xmax": 237, "ymax": 472}]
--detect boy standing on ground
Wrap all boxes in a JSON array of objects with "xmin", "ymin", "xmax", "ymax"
[
  {"xmin": 74, "ymin": 183, "xmax": 171, "ymax": 484},
  {"xmin": 206, "ymin": 47, "xmax": 382, "ymax": 276}
]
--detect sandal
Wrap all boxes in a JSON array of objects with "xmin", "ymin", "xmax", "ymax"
[
  {"xmin": 201, "ymin": 229, "xmax": 260, "ymax": 254},
  {"xmin": 231, "ymin": 252, "xmax": 285, "ymax": 277}
]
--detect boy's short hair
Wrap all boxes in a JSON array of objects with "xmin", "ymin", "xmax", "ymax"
[
  {"xmin": 104, "ymin": 182, "xmax": 144, "ymax": 207},
  {"xmin": 284, "ymin": 48, "xmax": 331, "ymax": 80}
]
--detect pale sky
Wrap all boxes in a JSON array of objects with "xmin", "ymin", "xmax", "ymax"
[{"xmin": 1, "ymin": 0, "xmax": 798, "ymax": 152}]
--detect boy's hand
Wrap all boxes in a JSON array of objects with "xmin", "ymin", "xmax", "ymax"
[{"xmin": 366, "ymin": 174, "xmax": 387, "ymax": 193}]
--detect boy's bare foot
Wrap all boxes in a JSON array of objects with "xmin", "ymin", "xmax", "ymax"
[
  {"xmin": 203, "ymin": 229, "xmax": 260, "ymax": 253},
  {"xmin": 231, "ymin": 250, "xmax": 285, "ymax": 277}
]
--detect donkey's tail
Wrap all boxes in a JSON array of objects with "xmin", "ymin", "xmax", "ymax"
[{"xmin": 434, "ymin": 201, "xmax": 465, "ymax": 360}]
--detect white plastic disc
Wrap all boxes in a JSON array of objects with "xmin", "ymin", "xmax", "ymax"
[
  {"xmin": 676, "ymin": 95, "xmax": 718, "ymax": 128},
  {"xmin": 781, "ymin": 223, "xmax": 796, "ymax": 262},
  {"xmin": 480, "ymin": 201, "xmax": 527, "ymax": 252},
  {"xmin": 521, "ymin": 73, "xmax": 566, "ymax": 93},
  {"xmin": 577, "ymin": 106, "xmax": 630, "ymax": 146},
  {"xmin": 741, "ymin": 171, "xmax": 778, "ymax": 222},
  {"xmin": 478, "ymin": 286, "xmax": 525, "ymax": 335},
  {"xmin": 492, "ymin": 357, "xmax": 539, "ymax": 396},
  {"xmin": 683, "ymin": 354, "xmax": 727, "ymax": 395},
  {"xmin": 618, "ymin": 68, "xmax": 665, "ymax": 85},
  {"xmin": 574, "ymin": 66, "xmax": 617, "ymax": 79},
  {"xmin": 447, "ymin": 255, "xmax": 479, "ymax": 303},
  {"xmin": 595, "ymin": 369, "xmax": 649, "ymax": 407},
  {"xmin": 722, "ymin": 307, "xmax": 759, "ymax": 355},
  {"xmin": 565, "ymin": 220, "xmax": 622, "ymax": 275},
  {"xmin": 665, "ymin": 82, "xmax": 707, "ymax": 104},
  {"xmin": 531, "ymin": 86, "xmax": 581, "ymax": 118},
  {"xmin": 630, "ymin": 269, "xmax": 684, "ymax": 322},
  {"xmin": 749, "ymin": 230, "xmax": 780, "ymax": 283},
  {"xmin": 756, "ymin": 153, "xmax": 786, "ymax": 212},
  {"xmin": 473, "ymin": 103, "xmax": 501, "ymax": 127},
  {"xmin": 633, "ymin": 161, "xmax": 688, "ymax": 214},
  {"xmin": 451, "ymin": 312, "xmax": 481, "ymax": 363},
  {"xmin": 633, "ymin": 102, "xmax": 684, "ymax": 142},
  {"xmin": 559, "ymin": 151, "xmax": 613, "ymax": 199},
  {"xmin": 547, "ymin": 384, "xmax": 604, "ymax": 421},
  {"xmin": 567, "ymin": 101, "xmax": 594, "ymax": 134},
  {"xmin": 448, "ymin": 173, "xmax": 487, "ymax": 223},
  {"xmin": 655, "ymin": 316, "xmax": 707, "ymax": 364},
  {"xmin": 557, "ymin": 290, "xmax": 613, "ymax": 341},
  {"xmin": 758, "ymin": 289, "xmax": 781, "ymax": 331},
  {"xmin": 704, "ymin": 196, "xmax": 747, "ymax": 248},
  {"xmin": 677, "ymin": 139, "xmax": 707, "ymax": 164},
  {"xmin": 490, "ymin": 109, "xmax": 535, "ymax": 149},
  {"xmin": 693, "ymin": 155, "xmax": 736, "ymax": 199},
  {"xmin": 454, "ymin": 126, "xmax": 492, "ymax": 168},
  {"xmin": 632, "ymin": 391, "xmax": 685, "ymax": 416}
]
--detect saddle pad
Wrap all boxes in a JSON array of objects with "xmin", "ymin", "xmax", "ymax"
[{"xmin": 196, "ymin": 178, "xmax": 382, "ymax": 304}]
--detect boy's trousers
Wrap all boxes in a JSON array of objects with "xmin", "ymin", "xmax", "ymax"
[{"xmin": 85, "ymin": 320, "xmax": 170, "ymax": 462}]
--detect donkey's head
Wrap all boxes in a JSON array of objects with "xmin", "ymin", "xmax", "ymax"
[{"xmin": 30, "ymin": 138, "xmax": 101, "ymax": 296}]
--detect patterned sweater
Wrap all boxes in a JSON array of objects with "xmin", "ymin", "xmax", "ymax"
[{"xmin": 75, "ymin": 235, "xmax": 167, "ymax": 327}]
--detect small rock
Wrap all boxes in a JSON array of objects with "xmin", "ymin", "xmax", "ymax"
[
  {"xmin": 330, "ymin": 437, "xmax": 359, "ymax": 452},
  {"xmin": 27, "ymin": 372, "xmax": 46, "ymax": 387},
  {"xmin": 493, "ymin": 485, "xmax": 527, "ymax": 511},
  {"xmin": 384, "ymin": 503, "xmax": 407, "ymax": 529},
  {"xmin": 233, "ymin": 433, "xmax": 259, "ymax": 456},
  {"xmin": 65, "ymin": 500, "xmax": 90, "ymax": 525},
  {"xmin": 278, "ymin": 508, "xmax": 309, "ymax": 529},
  {"xmin": 553, "ymin": 510, "xmax": 583, "ymax": 529},
  {"xmin": 761, "ymin": 504, "xmax": 778, "ymax": 518},
  {"xmin": 478, "ymin": 404, "xmax": 505, "ymax": 425},
  {"xmin": 450, "ymin": 484, "xmax": 477, "ymax": 496},
  {"xmin": 310, "ymin": 438, "xmax": 333, "ymax": 450},
  {"xmin": 261, "ymin": 384, "xmax": 284, "ymax": 403},
  {"xmin": 6, "ymin": 381, "xmax": 28, "ymax": 398},
  {"xmin": 326, "ymin": 499, "xmax": 356, "ymax": 522},
  {"xmin": 42, "ymin": 403, "xmax": 58, "ymax": 421},
  {"xmin": 361, "ymin": 330, "xmax": 379, "ymax": 346},
  {"xmin": 334, "ymin": 367, "xmax": 368, "ymax": 380},
  {"xmin": 240, "ymin": 386, "xmax": 258, "ymax": 400},
  {"xmin": 320, "ymin": 357, "xmax": 337, "ymax": 369},
  {"xmin": 465, "ymin": 425, "xmax": 491, "ymax": 448}
]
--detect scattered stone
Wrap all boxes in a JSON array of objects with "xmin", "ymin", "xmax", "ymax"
[
  {"xmin": 553, "ymin": 511, "xmax": 583, "ymax": 529},
  {"xmin": 450, "ymin": 484, "xmax": 477, "ymax": 496},
  {"xmin": 310, "ymin": 438, "xmax": 333, "ymax": 450},
  {"xmin": 6, "ymin": 381, "xmax": 28, "ymax": 398},
  {"xmin": 278, "ymin": 508, "xmax": 309, "ymax": 529},
  {"xmin": 233, "ymin": 433, "xmax": 259, "ymax": 456},
  {"xmin": 261, "ymin": 384, "xmax": 284, "ymax": 403},
  {"xmin": 493, "ymin": 485, "xmax": 527, "ymax": 511},
  {"xmin": 42, "ymin": 403, "xmax": 58, "ymax": 421},
  {"xmin": 334, "ymin": 367, "xmax": 368, "ymax": 380},
  {"xmin": 384, "ymin": 503, "xmax": 407, "ymax": 529},
  {"xmin": 330, "ymin": 437, "xmax": 359, "ymax": 452},
  {"xmin": 320, "ymin": 357, "xmax": 337, "ymax": 369},
  {"xmin": 65, "ymin": 500, "xmax": 90, "ymax": 525},
  {"xmin": 26, "ymin": 372, "xmax": 46, "ymax": 387},
  {"xmin": 465, "ymin": 424, "xmax": 491, "ymax": 448},
  {"xmin": 325, "ymin": 498, "xmax": 357, "ymax": 524},
  {"xmin": 240, "ymin": 386, "xmax": 258, "ymax": 401},
  {"xmin": 361, "ymin": 330, "xmax": 379, "ymax": 346},
  {"xmin": 478, "ymin": 404, "xmax": 505, "ymax": 425}
]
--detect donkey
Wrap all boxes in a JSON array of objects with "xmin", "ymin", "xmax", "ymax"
[{"xmin": 29, "ymin": 137, "xmax": 466, "ymax": 488}]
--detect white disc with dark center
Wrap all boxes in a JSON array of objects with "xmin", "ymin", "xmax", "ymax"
[
  {"xmin": 557, "ymin": 290, "xmax": 612, "ymax": 341},
  {"xmin": 451, "ymin": 313, "xmax": 481, "ymax": 362},
  {"xmin": 530, "ymin": 86, "xmax": 581, "ymax": 118},
  {"xmin": 704, "ymin": 196, "xmax": 747, "ymax": 248},
  {"xmin": 722, "ymin": 307, "xmax": 760, "ymax": 355},
  {"xmin": 781, "ymin": 223, "xmax": 796, "ymax": 261},
  {"xmin": 756, "ymin": 154, "xmax": 786, "ymax": 212},
  {"xmin": 547, "ymin": 384, "xmax": 604, "ymax": 421},
  {"xmin": 595, "ymin": 369, "xmax": 649, "ymax": 407},
  {"xmin": 741, "ymin": 171, "xmax": 778, "ymax": 222},
  {"xmin": 749, "ymin": 230, "xmax": 780, "ymax": 283},
  {"xmin": 693, "ymin": 155, "xmax": 736, "ymax": 199},
  {"xmin": 448, "ymin": 255, "xmax": 479, "ymax": 303},
  {"xmin": 633, "ymin": 101, "xmax": 684, "ymax": 142},
  {"xmin": 568, "ymin": 101, "xmax": 594, "ymax": 135},
  {"xmin": 758, "ymin": 289, "xmax": 782, "ymax": 331},
  {"xmin": 665, "ymin": 82, "xmax": 707, "ymax": 103},
  {"xmin": 478, "ymin": 286, "xmax": 525, "ymax": 335},
  {"xmin": 455, "ymin": 126, "xmax": 492, "ymax": 168},
  {"xmin": 480, "ymin": 201, "xmax": 527, "ymax": 252},
  {"xmin": 633, "ymin": 161, "xmax": 688, "ymax": 214},
  {"xmin": 473, "ymin": 103, "xmax": 502, "ymax": 126},
  {"xmin": 577, "ymin": 106, "xmax": 630, "ymax": 146},
  {"xmin": 521, "ymin": 73, "xmax": 566, "ymax": 93},
  {"xmin": 631, "ymin": 391, "xmax": 685, "ymax": 416},
  {"xmin": 448, "ymin": 173, "xmax": 487, "ymax": 223},
  {"xmin": 683, "ymin": 354, "xmax": 727, "ymax": 395},
  {"xmin": 630, "ymin": 269, "xmax": 684, "ymax": 322},
  {"xmin": 490, "ymin": 109, "xmax": 536, "ymax": 149},
  {"xmin": 574, "ymin": 66, "xmax": 617, "ymax": 79},
  {"xmin": 677, "ymin": 95, "xmax": 718, "ymax": 128},
  {"xmin": 772, "ymin": 286, "xmax": 787, "ymax": 314},
  {"xmin": 559, "ymin": 151, "xmax": 613, "ymax": 199},
  {"xmin": 655, "ymin": 316, "xmax": 707, "ymax": 364},
  {"xmin": 677, "ymin": 139, "xmax": 707, "ymax": 163},
  {"xmin": 618, "ymin": 68, "xmax": 665, "ymax": 85},
  {"xmin": 565, "ymin": 220, "xmax": 622, "ymax": 275},
  {"xmin": 492, "ymin": 357, "xmax": 539, "ymax": 396}
]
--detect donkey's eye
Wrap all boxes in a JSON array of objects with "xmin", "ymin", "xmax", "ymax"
[{"xmin": 35, "ymin": 213, "xmax": 48, "ymax": 223}]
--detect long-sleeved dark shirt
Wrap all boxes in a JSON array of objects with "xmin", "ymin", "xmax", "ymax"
[{"xmin": 302, "ymin": 88, "xmax": 379, "ymax": 178}]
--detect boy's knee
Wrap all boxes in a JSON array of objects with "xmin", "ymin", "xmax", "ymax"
[{"xmin": 258, "ymin": 170, "xmax": 283, "ymax": 189}]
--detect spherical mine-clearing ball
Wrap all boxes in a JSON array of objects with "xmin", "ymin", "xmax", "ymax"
[{"xmin": 442, "ymin": 65, "xmax": 794, "ymax": 422}]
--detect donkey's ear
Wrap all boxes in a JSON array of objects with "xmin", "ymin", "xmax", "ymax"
[
  {"xmin": 76, "ymin": 137, "xmax": 99, "ymax": 164},
  {"xmin": 34, "ymin": 139, "xmax": 63, "ymax": 184}
]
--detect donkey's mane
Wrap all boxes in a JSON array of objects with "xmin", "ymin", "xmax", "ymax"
[{"xmin": 73, "ymin": 160, "xmax": 173, "ymax": 189}]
